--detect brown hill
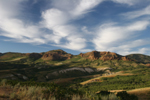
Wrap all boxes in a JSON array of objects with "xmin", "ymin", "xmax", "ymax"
[
  {"xmin": 42, "ymin": 49, "xmax": 73, "ymax": 61},
  {"xmin": 0, "ymin": 50, "xmax": 136, "ymax": 62},
  {"xmin": 80, "ymin": 51, "xmax": 132, "ymax": 61}
]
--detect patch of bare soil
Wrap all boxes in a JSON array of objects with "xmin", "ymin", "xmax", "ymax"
[{"xmin": 80, "ymin": 71, "xmax": 133, "ymax": 85}]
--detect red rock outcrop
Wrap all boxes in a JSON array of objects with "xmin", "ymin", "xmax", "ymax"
[
  {"xmin": 121, "ymin": 56, "xmax": 131, "ymax": 61},
  {"xmin": 81, "ymin": 51, "xmax": 100, "ymax": 60},
  {"xmin": 42, "ymin": 49, "xmax": 72, "ymax": 61},
  {"xmin": 79, "ymin": 53, "xmax": 84, "ymax": 57},
  {"xmin": 80, "ymin": 51, "xmax": 132, "ymax": 61},
  {"xmin": 99, "ymin": 55, "xmax": 120, "ymax": 61}
]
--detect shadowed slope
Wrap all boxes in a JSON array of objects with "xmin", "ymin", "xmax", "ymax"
[{"xmin": 127, "ymin": 54, "xmax": 150, "ymax": 64}]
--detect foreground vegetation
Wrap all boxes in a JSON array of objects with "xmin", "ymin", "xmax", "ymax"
[{"xmin": 0, "ymin": 79, "xmax": 138, "ymax": 100}]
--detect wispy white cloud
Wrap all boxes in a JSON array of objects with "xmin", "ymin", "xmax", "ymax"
[
  {"xmin": 117, "ymin": 48, "xmax": 150, "ymax": 55},
  {"xmin": 0, "ymin": 0, "xmax": 150, "ymax": 55},
  {"xmin": 122, "ymin": 5, "xmax": 150, "ymax": 19},
  {"xmin": 50, "ymin": 0, "xmax": 103, "ymax": 18},
  {"xmin": 0, "ymin": 0, "xmax": 47, "ymax": 45},
  {"xmin": 81, "ymin": 26, "xmax": 92, "ymax": 34},
  {"xmin": 71, "ymin": 0, "xmax": 103, "ymax": 17},
  {"xmin": 0, "ymin": 0, "xmax": 104, "ymax": 52},
  {"xmin": 41, "ymin": 8, "xmax": 69, "ymax": 29},
  {"xmin": 0, "ymin": 0, "xmax": 24, "ymax": 18},
  {"xmin": 109, "ymin": 39, "xmax": 150, "ymax": 55},
  {"xmin": 54, "ymin": 35, "xmax": 87, "ymax": 50},
  {"xmin": 41, "ymin": 0, "xmax": 104, "ymax": 51},
  {"xmin": 111, "ymin": 0, "xmax": 141, "ymax": 5},
  {"xmin": 93, "ymin": 20, "xmax": 150, "ymax": 54}
]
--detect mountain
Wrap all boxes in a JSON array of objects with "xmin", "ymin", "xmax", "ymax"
[
  {"xmin": 0, "ymin": 50, "xmax": 133, "ymax": 62},
  {"xmin": 42, "ymin": 49, "xmax": 72, "ymax": 61},
  {"xmin": 127, "ymin": 54, "xmax": 150, "ymax": 64},
  {"xmin": 0, "ymin": 49, "xmax": 149, "ymax": 82},
  {"xmin": 80, "ymin": 51, "xmax": 133, "ymax": 61},
  {"xmin": 1, "ymin": 50, "xmax": 150, "ymax": 100}
]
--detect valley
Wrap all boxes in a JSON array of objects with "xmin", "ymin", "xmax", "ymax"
[{"xmin": 0, "ymin": 49, "xmax": 150, "ymax": 100}]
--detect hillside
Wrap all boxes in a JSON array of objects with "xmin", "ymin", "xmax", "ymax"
[
  {"xmin": 42, "ymin": 49, "xmax": 72, "ymax": 61},
  {"xmin": 0, "ymin": 52, "xmax": 26, "ymax": 61},
  {"xmin": 0, "ymin": 49, "xmax": 149, "ymax": 82},
  {"xmin": 1, "ymin": 50, "xmax": 150, "ymax": 100},
  {"xmin": 80, "ymin": 51, "xmax": 133, "ymax": 61},
  {"xmin": 127, "ymin": 54, "xmax": 150, "ymax": 64}
]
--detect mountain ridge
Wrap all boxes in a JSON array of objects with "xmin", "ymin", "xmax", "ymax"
[
  {"xmin": 0, "ymin": 49, "xmax": 150, "ymax": 82},
  {"xmin": 79, "ymin": 51, "xmax": 133, "ymax": 61},
  {"xmin": 0, "ymin": 49, "xmax": 135, "ymax": 62}
]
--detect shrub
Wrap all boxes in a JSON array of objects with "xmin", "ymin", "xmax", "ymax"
[
  {"xmin": 10, "ymin": 92, "xmax": 18, "ymax": 100},
  {"xmin": 116, "ymin": 91, "xmax": 138, "ymax": 100},
  {"xmin": 1, "ymin": 79, "xmax": 7, "ymax": 86}
]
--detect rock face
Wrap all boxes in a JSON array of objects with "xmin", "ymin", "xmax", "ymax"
[
  {"xmin": 80, "ymin": 51, "xmax": 132, "ymax": 61},
  {"xmin": 121, "ymin": 56, "xmax": 131, "ymax": 61},
  {"xmin": 42, "ymin": 49, "xmax": 72, "ymax": 61},
  {"xmin": 80, "ymin": 51, "xmax": 100, "ymax": 60}
]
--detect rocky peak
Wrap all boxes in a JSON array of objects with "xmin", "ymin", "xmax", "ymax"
[
  {"xmin": 88, "ymin": 51, "xmax": 100, "ymax": 60},
  {"xmin": 42, "ymin": 49, "xmax": 72, "ymax": 61},
  {"xmin": 80, "ymin": 51, "xmax": 132, "ymax": 61}
]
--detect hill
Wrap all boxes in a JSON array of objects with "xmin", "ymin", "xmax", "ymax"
[
  {"xmin": 1, "ymin": 49, "xmax": 150, "ymax": 100},
  {"xmin": 0, "ymin": 49, "xmax": 149, "ymax": 82},
  {"xmin": 0, "ymin": 52, "xmax": 26, "ymax": 61},
  {"xmin": 127, "ymin": 54, "xmax": 150, "ymax": 64},
  {"xmin": 80, "ymin": 51, "xmax": 133, "ymax": 61},
  {"xmin": 42, "ymin": 49, "xmax": 72, "ymax": 61}
]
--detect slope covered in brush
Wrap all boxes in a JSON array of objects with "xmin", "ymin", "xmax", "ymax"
[{"xmin": 127, "ymin": 54, "xmax": 150, "ymax": 63}]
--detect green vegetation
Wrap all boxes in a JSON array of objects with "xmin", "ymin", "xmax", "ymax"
[
  {"xmin": 80, "ymin": 74, "xmax": 150, "ymax": 93},
  {"xmin": 0, "ymin": 79, "xmax": 138, "ymax": 100},
  {"xmin": 116, "ymin": 91, "xmax": 138, "ymax": 100},
  {"xmin": 0, "ymin": 52, "xmax": 26, "ymax": 61},
  {"xmin": 1, "ymin": 50, "xmax": 150, "ymax": 99},
  {"xmin": 127, "ymin": 54, "xmax": 150, "ymax": 63}
]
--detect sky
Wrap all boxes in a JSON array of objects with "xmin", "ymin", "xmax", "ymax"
[{"xmin": 0, "ymin": 0, "xmax": 150, "ymax": 55}]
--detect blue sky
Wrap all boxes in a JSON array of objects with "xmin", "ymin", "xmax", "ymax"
[{"xmin": 0, "ymin": 0, "xmax": 150, "ymax": 55}]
